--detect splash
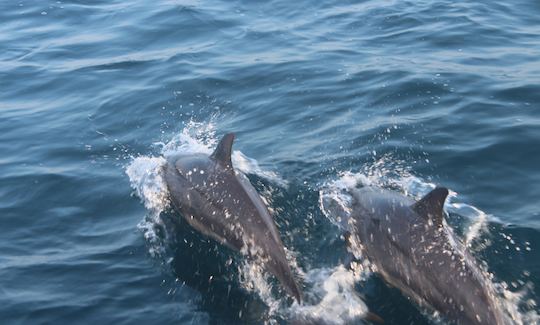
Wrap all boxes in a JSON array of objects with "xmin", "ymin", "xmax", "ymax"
[
  {"xmin": 238, "ymin": 260, "xmax": 282, "ymax": 317},
  {"xmin": 237, "ymin": 260, "xmax": 374, "ymax": 324},
  {"xmin": 125, "ymin": 156, "xmax": 169, "ymax": 258},
  {"xmin": 494, "ymin": 281, "xmax": 539, "ymax": 324},
  {"xmin": 232, "ymin": 151, "xmax": 288, "ymax": 188},
  {"xmin": 126, "ymin": 156, "xmax": 168, "ymax": 213},
  {"xmin": 318, "ymin": 157, "xmax": 492, "ymax": 244},
  {"xmin": 238, "ymin": 245, "xmax": 375, "ymax": 324},
  {"xmin": 157, "ymin": 120, "xmax": 288, "ymax": 186},
  {"xmin": 159, "ymin": 120, "xmax": 216, "ymax": 158},
  {"xmin": 290, "ymin": 264, "xmax": 371, "ymax": 325}
]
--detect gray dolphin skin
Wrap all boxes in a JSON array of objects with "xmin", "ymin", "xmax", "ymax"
[
  {"xmin": 163, "ymin": 133, "xmax": 302, "ymax": 302},
  {"xmin": 347, "ymin": 186, "xmax": 509, "ymax": 325}
]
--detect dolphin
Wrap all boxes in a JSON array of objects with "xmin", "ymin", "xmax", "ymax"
[
  {"xmin": 163, "ymin": 133, "xmax": 302, "ymax": 302},
  {"xmin": 345, "ymin": 186, "xmax": 508, "ymax": 325}
]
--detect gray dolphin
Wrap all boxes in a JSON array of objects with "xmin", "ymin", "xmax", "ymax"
[
  {"xmin": 346, "ymin": 186, "xmax": 508, "ymax": 325},
  {"xmin": 163, "ymin": 133, "xmax": 302, "ymax": 302}
]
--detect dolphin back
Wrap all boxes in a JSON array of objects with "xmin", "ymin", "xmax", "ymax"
[
  {"xmin": 349, "ymin": 187, "xmax": 508, "ymax": 325},
  {"xmin": 164, "ymin": 133, "xmax": 303, "ymax": 303}
]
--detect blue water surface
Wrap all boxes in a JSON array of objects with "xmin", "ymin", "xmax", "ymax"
[{"xmin": 1, "ymin": 0, "xmax": 539, "ymax": 324}]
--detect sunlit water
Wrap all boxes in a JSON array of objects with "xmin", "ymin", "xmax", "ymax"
[{"xmin": 1, "ymin": 0, "xmax": 539, "ymax": 324}]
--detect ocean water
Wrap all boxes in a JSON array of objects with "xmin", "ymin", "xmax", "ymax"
[{"xmin": 1, "ymin": 0, "xmax": 539, "ymax": 324}]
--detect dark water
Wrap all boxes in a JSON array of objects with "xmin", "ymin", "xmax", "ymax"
[{"xmin": 1, "ymin": 0, "xmax": 540, "ymax": 324}]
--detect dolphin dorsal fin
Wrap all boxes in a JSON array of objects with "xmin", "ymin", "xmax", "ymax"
[
  {"xmin": 411, "ymin": 187, "xmax": 449, "ymax": 225},
  {"xmin": 211, "ymin": 133, "xmax": 235, "ymax": 169}
]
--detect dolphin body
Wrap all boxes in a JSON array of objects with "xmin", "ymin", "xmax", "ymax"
[
  {"xmin": 163, "ymin": 133, "xmax": 302, "ymax": 302},
  {"xmin": 346, "ymin": 186, "xmax": 508, "ymax": 325}
]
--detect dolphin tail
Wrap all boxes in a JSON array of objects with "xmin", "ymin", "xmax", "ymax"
[
  {"xmin": 268, "ymin": 255, "xmax": 303, "ymax": 303},
  {"xmin": 365, "ymin": 311, "xmax": 385, "ymax": 324},
  {"xmin": 286, "ymin": 269, "xmax": 303, "ymax": 303}
]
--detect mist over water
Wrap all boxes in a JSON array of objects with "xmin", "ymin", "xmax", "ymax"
[{"xmin": 1, "ymin": 0, "xmax": 540, "ymax": 324}]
